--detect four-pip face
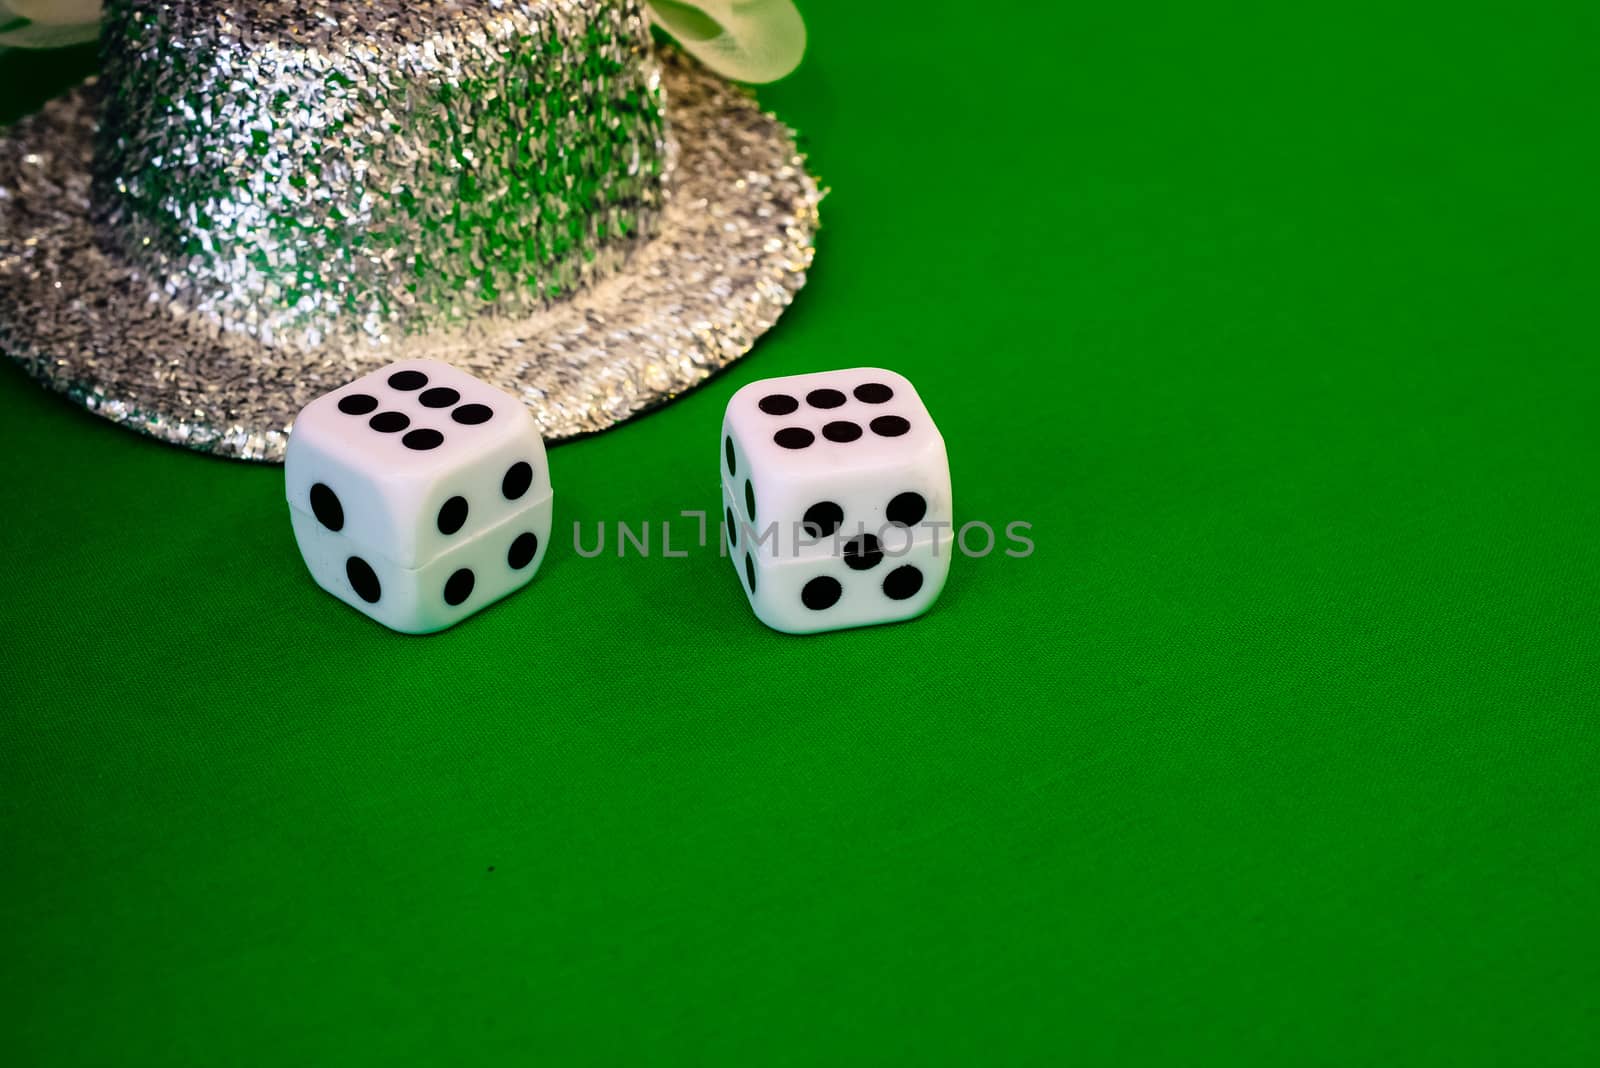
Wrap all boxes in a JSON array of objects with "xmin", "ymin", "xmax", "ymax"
[{"xmin": 285, "ymin": 359, "xmax": 553, "ymax": 634}]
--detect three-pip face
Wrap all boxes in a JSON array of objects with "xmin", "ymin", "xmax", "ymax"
[{"xmin": 721, "ymin": 368, "xmax": 953, "ymax": 634}]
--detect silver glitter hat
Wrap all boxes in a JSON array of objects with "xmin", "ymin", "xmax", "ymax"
[{"xmin": 0, "ymin": 0, "xmax": 820, "ymax": 461}]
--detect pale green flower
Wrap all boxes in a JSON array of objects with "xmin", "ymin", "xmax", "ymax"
[
  {"xmin": 0, "ymin": 1, "xmax": 807, "ymax": 83},
  {"xmin": 0, "ymin": 0, "xmax": 103, "ymax": 47},
  {"xmin": 648, "ymin": 1, "xmax": 805, "ymax": 83}
]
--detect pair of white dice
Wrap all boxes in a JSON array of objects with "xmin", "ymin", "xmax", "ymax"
[
  {"xmin": 287, "ymin": 362, "xmax": 951, "ymax": 635},
  {"xmin": 285, "ymin": 360, "xmax": 553, "ymax": 634}
]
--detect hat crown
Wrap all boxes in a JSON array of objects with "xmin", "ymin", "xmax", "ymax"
[{"xmin": 91, "ymin": 0, "xmax": 668, "ymax": 350}]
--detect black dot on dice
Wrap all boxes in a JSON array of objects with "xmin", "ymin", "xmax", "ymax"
[
  {"xmin": 444, "ymin": 568, "xmax": 476, "ymax": 606},
  {"xmin": 802, "ymin": 501, "xmax": 843, "ymax": 539},
  {"xmin": 309, "ymin": 482, "xmax": 344, "ymax": 531},
  {"xmin": 887, "ymin": 491, "xmax": 928, "ymax": 527},
  {"xmin": 419, "ymin": 387, "xmax": 460, "ymax": 408},
  {"xmin": 802, "ymin": 576, "xmax": 842, "ymax": 611},
  {"xmin": 437, "ymin": 495, "xmax": 468, "ymax": 535},
  {"xmin": 508, "ymin": 532, "xmax": 539, "ymax": 570},
  {"xmin": 346, "ymin": 556, "xmax": 381, "ymax": 603},
  {"xmin": 870, "ymin": 415, "xmax": 911, "ymax": 438},
  {"xmin": 758, "ymin": 393, "xmax": 798, "ymax": 416},
  {"xmin": 854, "ymin": 382, "xmax": 894, "ymax": 404},
  {"xmin": 402, "ymin": 429, "xmax": 443, "ymax": 451},
  {"xmin": 883, "ymin": 565, "xmax": 924, "ymax": 600},
  {"xmin": 744, "ymin": 554, "xmax": 757, "ymax": 594},
  {"xmin": 806, "ymin": 388, "xmax": 846, "ymax": 410},
  {"xmin": 725, "ymin": 436, "xmax": 736, "ymax": 476},
  {"xmin": 502, "ymin": 461, "xmax": 534, "ymax": 500},
  {"xmin": 725, "ymin": 506, "xmax": 738, "ymax": 547},
  {"xmin": 744, "ymin": 480, "xmax": 756, "ymax": 523},
  {"xmin": 337, "ymin": 392, "xmax": 378, "ymax": 415},
  {"xmin": 370, "ymin": 411, "xmax": 409, "ymax": 433},
  {"xmin": 388, "ymin": 369, "xmax": 428, "ymax": 391},
  {"xmin": 822, "ymin": 420, "xmax": 862, "ymax": 443},
  {"xmin": 774, "ymin": 427, "xmax": 815, "ymax": 450},
  {"xmin": 843, "ymin": 534, "xmax": 884, "ymax": 571},
  {"xmin": 452, "ymin": 403, "xmax": 493, "ymax": 425}
]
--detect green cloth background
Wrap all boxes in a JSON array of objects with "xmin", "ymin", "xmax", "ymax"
[{"xmin": 3, "ymin": 2, "xmax": 1598, "ymax": 1063}]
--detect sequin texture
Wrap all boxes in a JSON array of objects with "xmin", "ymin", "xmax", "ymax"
[{"xmin": 0, "ymin": 0, "xmax": 821, "ymax": 461}]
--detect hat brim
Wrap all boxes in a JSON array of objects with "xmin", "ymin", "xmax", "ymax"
[{"xmin": 0, "ymin": 50, "xmax": 821, "ymax": 462}]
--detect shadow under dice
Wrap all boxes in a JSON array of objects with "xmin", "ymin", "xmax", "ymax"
[
  {"xmin": 285, "ymin": 359, "xmax": 553, "ymax": 633},
  {"xmin": 721, "ymin": 367, "xmax": 953, "ymax": 635}
]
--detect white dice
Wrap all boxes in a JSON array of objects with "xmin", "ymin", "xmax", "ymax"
[
  {"xmin": 720, "ymin": 368, "xmax": 953, "ymax": 634},
  {"xmin": 285, "ymin": 359, "xmax": 553, "ymax": 633}
]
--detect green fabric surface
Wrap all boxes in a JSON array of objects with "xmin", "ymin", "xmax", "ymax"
[{"xmin": 3, "ymin": 2, "xmax": 1599, "ymax": 1063}]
